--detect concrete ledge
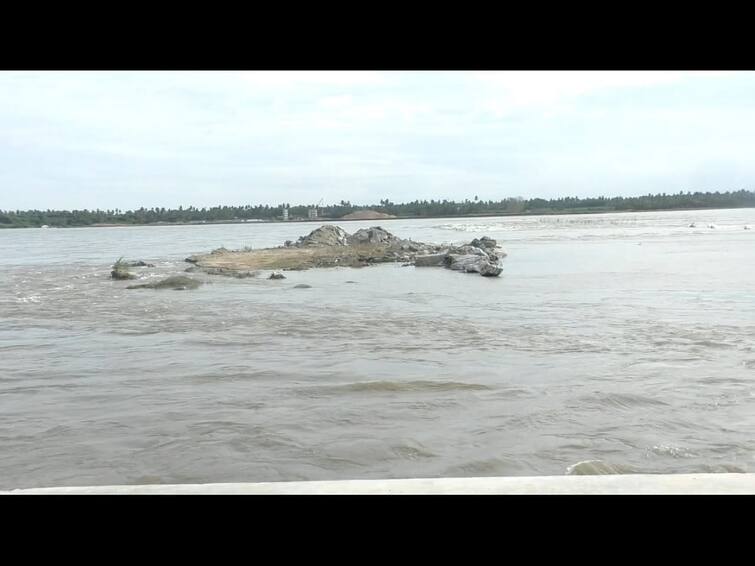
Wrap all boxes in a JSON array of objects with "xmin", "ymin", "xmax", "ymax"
[{"xmin": 2, "ymin": 474, "xmax": 755, "ymax": 494}]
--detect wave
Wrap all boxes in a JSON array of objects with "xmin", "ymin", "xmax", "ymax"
[
  {"xmin": 435, "ymin": 223, "xmax": 511, "ymax": 233},
  {"xmin": 579, "ymin": 392, "xmax": 670, "ymax": 410},
  {"xmin": 650, "ymin": 444, "xmax": 696, "ymax": 458},
  {"xmin": 302, "ymin": 380, "xmax": 491, "ymax": 395},
  {"xmin": 391, "ymin": 443, "xmax": 437, "ymax": 460}
]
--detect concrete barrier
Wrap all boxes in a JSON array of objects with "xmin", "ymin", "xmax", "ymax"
[{"xmin": 2, "ymin": 474, "xmax": 754, "ymax": 494}]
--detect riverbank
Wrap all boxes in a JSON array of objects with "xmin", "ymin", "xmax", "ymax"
[{"xmin": 3, "ymin": 205, "xmax": 755, "ymax": 229}]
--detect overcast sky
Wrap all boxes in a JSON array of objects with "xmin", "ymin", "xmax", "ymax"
[{"xmin": 1, "ymin": 71, "xmax": 754, "ymax": 210}]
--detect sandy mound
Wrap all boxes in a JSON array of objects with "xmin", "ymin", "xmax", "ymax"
[
  {"xmin": 187, "ymin": 226, "xmax": 506, "ymax": 276},
  {"xmin": 341, "ymin": 210, "xmax": 396, "ymax": 220}
]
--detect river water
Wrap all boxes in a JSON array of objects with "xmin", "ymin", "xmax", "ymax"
[{"xmin": 1, "ymin": 209, "xmax": 754, "ymax": 489}]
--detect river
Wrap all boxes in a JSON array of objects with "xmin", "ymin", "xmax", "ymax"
[{"xmin": 1, "ymin": 209, "xmax": 754, "ymax": 488}]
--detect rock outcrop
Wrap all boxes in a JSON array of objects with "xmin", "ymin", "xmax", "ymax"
[
  {"xmin": 413, "ymin": 254, "xmax": 447, "ymax": 267},
  {"xmin": 469, "ymin": 237, "xmax": 498, "ymax": 251},
  {"xmin": 127, "ymin": 275, "xmax": 202, "ymax": 290},
  {"xmin": 346, "ymin": 226, "xmax": 401, "ymax": 246},
  {"xmin": 186, "ymin": 226, "xmax": 506, "ymax": 277},
  {"xmin": 445, "ymin": 254, "xmax": 503, "ymax": 276},
  {"xmin": 296, "ymin": 225, "xmax": 349, "ymax": 247},
  {"xmin": 440, "ymin": 239, "xmax": 505, "ymax": 277}
]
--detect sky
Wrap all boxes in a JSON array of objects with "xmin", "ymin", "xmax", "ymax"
[{"xmin": 1, "ymin": 70, "xmax": 754, "ymax": 211}]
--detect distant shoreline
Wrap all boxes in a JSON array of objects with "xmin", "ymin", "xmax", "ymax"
[{"xmin": 2, "ymin": 205, "xmax": 754, "ymax": 229}]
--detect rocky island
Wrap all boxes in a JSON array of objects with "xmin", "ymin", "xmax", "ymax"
[{"xmin": 186, "ymin": 225, "xmax": 506, "ymax": 277}]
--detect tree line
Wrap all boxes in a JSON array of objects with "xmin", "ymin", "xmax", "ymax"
[{"xmin": 1, "ymin": 190, "xmax": 754, "ymax": 228}]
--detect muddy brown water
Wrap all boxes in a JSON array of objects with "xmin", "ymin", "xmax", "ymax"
[{"xmin": 1, "ymin": 210, "xmax": 754, "ymax": 489}]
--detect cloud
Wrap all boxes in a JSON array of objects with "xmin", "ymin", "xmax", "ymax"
[
  {"xmin": 0, "ymin": 71, "xmax": 753, "ymax": 209},
  {"xmin": 236, "ymin": 70, "xmax": 387, "ymax": 88},
  {"xmin": 470, "ymin": 70, "xmax": 736, "ymax": 117}
]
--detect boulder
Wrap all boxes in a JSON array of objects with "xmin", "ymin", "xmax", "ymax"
[
  {"xmin": 400, "ymin": 241, "xmax": 434, "ymax": 253},
  {"xmin": 446, "ymin": 254, "xmax": 503, "ymax": 276},
  {"xmin": 293, "ymin": 283, "xmax": 312, "ymax": 289},
  {"xmin": 296, "ymin": 225, "xmax": 349, "ymax": 247},
  {"xmin": 347, "ymin": 226, "xmax": 400, "ymax": 246},
  {"xmin": 450, "ymin": 245, "xmax": 489, "ymax": 257},
  {"xmin": 477, "ymin": 261, "xmax": 504, "ymax": 277},
  {"xmin": 269, "ymin": 272, "xmax": 286, "ymax": 280},
  {"xmin": 456, "ymin": 238, "xmax": 507, "ymax": 262},
  {"xmin": 469, "ymin": 237, "xmax": 498, "ymax": 250},
  {"xmin": 447, "ymin": 254, "xmax": 482, "ymax": 271},
  {"xmin": 413, "ymin": 254, "xmax": 447, "ymax": 267}
]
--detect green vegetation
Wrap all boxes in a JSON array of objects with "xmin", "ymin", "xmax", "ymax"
[
  {"xmin": 2, "ymin": 190, "xmax": 754, "ymax": 228},
  {"xmin": 111, "ymin": 257, "xmax": 136, "ymax": 280}
]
